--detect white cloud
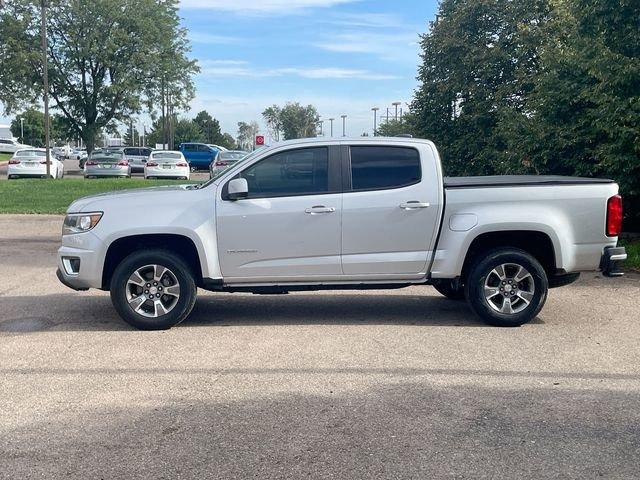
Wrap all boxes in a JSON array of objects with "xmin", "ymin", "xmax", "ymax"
[
  {"xmin": 328, "ymin": 12, "xmax": 404, "ymax": 29},
  {"xmin": 188, "ymin": 32, "xmax": 240, "ymax": 44},
  {"xmin": 198, "ymin": 62, "xmax": 399, "ymax": 80},
  {"xmin": 180, "ymin": 0, "xmax": 357, "ymax": 14},
  {"xmin": 315, "ymin": 31, "xmax": 419, "ymax": 60}
]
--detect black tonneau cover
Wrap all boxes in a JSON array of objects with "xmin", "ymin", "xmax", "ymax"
[{"xmin": 444, "ymin": 175, "xmax": 614, "ymax": 189}]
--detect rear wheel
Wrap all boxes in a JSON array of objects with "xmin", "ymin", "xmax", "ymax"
[
  {"xmin": 465, "ymin": 248, "xmax": 548, "ymax": 327},
  {"xmin": 432, "ymin": 279, "xmax": 465, "ymax": 301},
  {"xmin": 110, "ymin": 250, "xmax": 197, "ymax": 330}
]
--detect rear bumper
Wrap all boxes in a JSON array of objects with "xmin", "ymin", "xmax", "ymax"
[{"xmin": 600, "ymin": 246, "xmax": 627, "ymax": 277}]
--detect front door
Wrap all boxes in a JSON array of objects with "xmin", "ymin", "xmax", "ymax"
[{"xmin": 217, "ymin": 146, "xmax": 343, "ymax": 281}]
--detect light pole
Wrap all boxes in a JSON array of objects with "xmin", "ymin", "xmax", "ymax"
[
  {"xmin": 318, "ymin": 120, "xmax": 324, "ymax": 136},
  {"xmin": 371, "ymin": 107, "xmax": 379, "ymax": 136},
  {"xmin": 328, "ymin": 118, "xmax": 334, "ymax": 137},
  {"xmin": 341, "ymin": 115, "xmax": 347, "ymax": 137},
  {"xmin": 20, "ymin": 118, "xmax": 24, "ymax": 142},
  {"xmin": 41, "ymin": 0, "xmax": 51, "ymax": 177},
  {"xmin": 392, "ymin": 102, "xmax": 401, "ymax": 122}
]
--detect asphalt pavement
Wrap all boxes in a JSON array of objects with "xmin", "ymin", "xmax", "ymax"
[{"xmin": 1, "ymin": 214, "xmax": 639, "ymax": 479}]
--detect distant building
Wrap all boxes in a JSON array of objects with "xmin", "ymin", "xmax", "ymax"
[{"xmin": 0, "ymin": 124, "xmax": 13, "ymax": 140}]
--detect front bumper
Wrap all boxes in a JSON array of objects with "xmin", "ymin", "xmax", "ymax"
[{"xmin": 600, "ymin": 246, "xmax": 627, "ymax": 277}]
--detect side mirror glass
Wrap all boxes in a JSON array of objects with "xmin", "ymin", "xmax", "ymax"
[{"xmin": 227, "ymin": 178, "xmax": 249, "ymax": 200}]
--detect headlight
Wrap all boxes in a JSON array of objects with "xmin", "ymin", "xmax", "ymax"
[{"xmin": 62, "ymin": 212, "xmax": 103, "ymax": 235}]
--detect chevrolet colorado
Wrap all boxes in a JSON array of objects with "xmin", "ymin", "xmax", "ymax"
[{"xmin": 56, "ymin": 137, "xmax": 627, "ymax": 330}]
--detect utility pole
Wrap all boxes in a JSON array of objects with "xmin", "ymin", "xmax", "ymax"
[
  {"xmin": 371, "ymin": 107, "xmax": 379, "ymax": 136},
  {"xmin": 328, "ymin": 118, "xmax": 334, "ymax": 137},
  {"xmin": 341, "ymin": 115, "xmax": 347, "ymax": 137},
  {"xmin": 41, "ymin": 0, "xmax": 51, "ymax": 177}
]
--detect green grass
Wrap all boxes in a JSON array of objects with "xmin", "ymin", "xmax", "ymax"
[
  {"xmin": 0, "ymin": 178, "xmax": 198, "ymax": 214},
  {"xmin": 0, "ymin": 152, "xmax": 11, "ymax": 162},
  {"xmin": 619, "ymin": 237, "xmax": 640, "ymax": 271}
]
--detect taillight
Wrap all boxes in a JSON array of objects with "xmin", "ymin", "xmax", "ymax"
[
  {"xmin": 146, "ymin": 162, "xmax": 158, "ymax": 167},
  {"xmin": 85, "ymin": 161, "xmax": 97, "ymax": 166},
  {"xmin": 606, "ymin": 195, "xmax": 623, "ymax": 237},
  {"xmin": 8, "ymin": 159, "xmax": 20, "ymax": 164},
  {"xmin": 117, "ymin": 160, "xmax": 128, "ymax": 166},
  {"xmin": 215, "ymin": 160, "xmax": 229, "ymax": 167},
  {"xmin": 176, "ymin": 162, "xmax": 188, "ymax": 167}
]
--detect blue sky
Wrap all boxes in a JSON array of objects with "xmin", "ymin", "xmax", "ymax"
[
  {"xmin": 1, "ymin": 1, "xmax": 440, "ymax": 140},
  {"xmin": 183, "ymin": 0, "xmax": 439, "ymax": 138}
]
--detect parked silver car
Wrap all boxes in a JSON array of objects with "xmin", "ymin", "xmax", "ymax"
[
  {"xmin": 84, "ymin": 151, "xmax": 131, "ymax": 178},
  {"xmin": 123, "ymin": 147, "xmax": 153, "ymax": 173},
  {"xmin": 209, "ymin": 150, "xmax": 249, "ymax": 179}
]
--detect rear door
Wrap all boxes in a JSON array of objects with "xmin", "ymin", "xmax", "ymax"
[
  {"xmin": 341, "ymin": 143, "xmax": 442, "ymax": 276},
  {"xmin": 216, "ymin": 145, "xmax": 343, "ymax": 281}
]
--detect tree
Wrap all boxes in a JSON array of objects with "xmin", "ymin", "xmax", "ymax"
[
  {"xmin": 262, "ymin": 105, "xmax": 282, "ymax": 142},
  {"xmin": 172, "ymin": 117, "xmax": 204, "ymax": 149},
  {"xmin": 0, "ymin": 0, "xmax": 197, "ymax": 153},
  {"xmin": 193, "ymin": 111, "xmax": 223, "ymax": 145},
  {"xmin": 411, "ymin": 0, "xmax": 550, "ymax": 176},
  {"xmin": 10, "ymin": 109, "xmax": 46, "ymax": 146},
  {"xmin": 375, "ymin": 115, "xmax": 417, "ymax": 137},
  {"xmin": 278, "ymin": 103, "xmax": 319, "ymax": 140},
  {"xmin": 237, "ymin": 121, "xmax": 260, "ymax": 150},
  {"xmin": 220, "ymin": 133, "xmax": 237, "ymax": 150},
  {"xmin": 520, "ymin": 0, "xmax": 640, "ymax": 226}
]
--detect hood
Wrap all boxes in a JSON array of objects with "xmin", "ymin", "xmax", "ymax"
[{"xmin": 67, "ymin": 184, "xmax": 196, "ymax": 213}]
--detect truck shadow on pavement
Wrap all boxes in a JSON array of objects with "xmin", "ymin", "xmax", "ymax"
[
  {"xmin": 1, "ymin": 382, "xmax": 637, "ymax": 479},
  {"xmin": 0, "ymin": 291, "xmax": 545, "ymax": 332}
]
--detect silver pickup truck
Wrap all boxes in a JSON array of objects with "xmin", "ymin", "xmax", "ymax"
[{"xmin": 56, "ymin": 137, "xmax": 627, "ymax": 330}]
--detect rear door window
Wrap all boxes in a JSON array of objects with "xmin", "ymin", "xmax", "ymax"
[{"xmin": 349, "ymin": 146, "xmax": 421, "ymax": 191}]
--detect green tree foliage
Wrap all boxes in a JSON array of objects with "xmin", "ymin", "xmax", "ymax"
[
  {"xmin": 375, "ymin": 115, "xmax": 417, "ymax": 137},
  {"xmin": 262, "ymin": 102, "xmax": 319, "ymax": 141},
  {"xmin": 193, "ymin": 110, "xmax": 224, "ymax": 145},
  {"xmin": 10, "ymin": 108, "xmax": 46, "ymax": 146},
  {"xmin": 0, "ymin": 0, "xmax": 197, "ymax": 153},
  {"xmin": 412, "ymin": 0, "xmax": 640, "ymax": 227},
  {"xmin": 237, "ymin": 121, "xmax": 260, "ymax": 150},
  {"xmin": 411, "ymin": 0, "xmax": 550, "ymax": 176}
]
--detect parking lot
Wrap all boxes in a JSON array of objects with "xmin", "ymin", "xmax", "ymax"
[
  {"xmin": 0, "ymin": 215, "xmax": 638, "ymax": 478},
  {"xmin": 0, "ymin": 155, "xmax": 212, "ymax": 181}
]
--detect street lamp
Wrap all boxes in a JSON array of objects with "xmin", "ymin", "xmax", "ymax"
[
  {"xmin": 371, "ymin": 107, "xmax": 379, "ymax": 136},
  {"xmin": 341, "ymin": 114, "xmax": 347, "ymax": 137},
  {"xmin": 41, "ymin": 0, "xmax": 51, "ymax": 177},
  {"xmin": 20, "ymin": 117, "xmax": 24, "ymax": 142},
  {"xmin": 392, "ymin": 102, "xmax": 401, "ymax": 122},
  {"xmin": 328, "ymin": 118, "xmax": 334, "ymax": 137},
  {"xmin": 318, "ymin": 120, "xmax": 324, "ymax": 136}
]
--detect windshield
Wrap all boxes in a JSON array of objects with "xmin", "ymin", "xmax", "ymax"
[
  {"xmin": 220, "ymin": 151, "xmax": 248, "ymax": 160},
  {"xmin": 152, "ymin": 152, "xmax": 182, "ymax": 161},
  {"xmin": 15, "ymin": 150, "xmax": 45, "ymax": 157},
  {"xmin": 91, "ymin": 152, "xmax": 123, "ymax": 162}
]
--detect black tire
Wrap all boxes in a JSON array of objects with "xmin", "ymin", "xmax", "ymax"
[
  {"xmin": 465, "ymin": 248, "xmax": 548, "ymax": 327},
  {"xmin": 432, "ymin": 279, "xmax": 465, "ymax": 301},
  {"xmin": 110, "ymin": 249, "xmax": 197, "ymax": 330}
]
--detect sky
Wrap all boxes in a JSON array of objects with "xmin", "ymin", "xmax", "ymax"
[{"xmin": 1, "ymin": 0, "xmax": 440, "ymax": 140}]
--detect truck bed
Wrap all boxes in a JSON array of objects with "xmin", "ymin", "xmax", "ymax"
[{"xmin": 444, "ymin": 175, "xmax": 614, "ymax": 189}]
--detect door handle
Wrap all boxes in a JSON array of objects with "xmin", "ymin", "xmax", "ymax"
[
  {"xmin": 305, "ymin": 206, "xmax": 336, "ymax": 215},
  {"xmin": 399, "ymin": 201, "xmax": 430, "ymax": 210}
]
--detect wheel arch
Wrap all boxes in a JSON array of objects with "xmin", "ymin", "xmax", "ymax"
[
  {"xmin": 460, "ymin": 230, "xmax": 558, "ymax": 282},
  {"xmin": 102, "ymin": 234, "xmax": 204, "ymax": 289}
]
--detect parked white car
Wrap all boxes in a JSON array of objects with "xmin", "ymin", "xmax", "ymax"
[
  {"xmin": 144, "ymin": 151, "xmax": 189, "ymax": 180},
  {"xmin": 0, "ymin": 138, "xmax": 31, "ymax": 153},
  {"xmin": 7, "ymin": 148, "xmax": 64, "ymax": 179}
]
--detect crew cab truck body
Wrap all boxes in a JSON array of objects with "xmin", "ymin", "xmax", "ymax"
[{"xmin": 56, "ymin": 137, "xmax": 626, "ymax": 330}]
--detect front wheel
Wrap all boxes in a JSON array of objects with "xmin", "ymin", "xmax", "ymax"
[
  {"xmin": 465, "ymin": 248, "xmax": 548, "ymax": 327},
  {"xmin": 110, "ymin": 250, "xmax": 197, "ymax": 330}
]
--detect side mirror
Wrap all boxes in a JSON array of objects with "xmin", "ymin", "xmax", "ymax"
[{"xmin": 227, "ymin": 178, "xmax": 249, "ymax": 200}]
